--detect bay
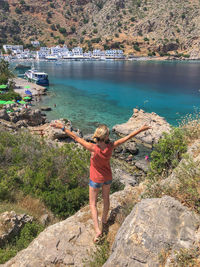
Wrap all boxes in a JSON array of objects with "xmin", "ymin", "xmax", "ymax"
[{"xmin": 23, "ymin": 60, "xmax": 200, "ymax": 134}]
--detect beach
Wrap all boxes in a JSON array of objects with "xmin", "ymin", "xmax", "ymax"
[{"xmin": 13, "ymin": 77, "xmax": 46, "ymax": 98}]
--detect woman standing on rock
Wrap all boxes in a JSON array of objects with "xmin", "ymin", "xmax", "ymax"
[{"xmin": 51, "ymin": 122, "xmax": 151, "ymax": 243}]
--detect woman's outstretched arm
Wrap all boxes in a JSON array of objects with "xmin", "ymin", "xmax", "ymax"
[
  {"xmin": 51, "ymin": 122, "xmax": 95, "ymax": 152},
  {"xmin": 113, "ymin": 124, "xmax": 151, "ymax": 148}
]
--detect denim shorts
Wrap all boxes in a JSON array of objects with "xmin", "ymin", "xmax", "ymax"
[{"xmin": 89, "ymin": 179, "xmax": 112, "ymax": 188}]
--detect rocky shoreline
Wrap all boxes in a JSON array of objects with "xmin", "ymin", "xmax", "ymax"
[
  {"xmin": 13, "ymin": 77, "xmax": 47, "ymax": 98},
  {"xmin": 0, "ymin": 101, "xmax": 171, "ymax": 185}
]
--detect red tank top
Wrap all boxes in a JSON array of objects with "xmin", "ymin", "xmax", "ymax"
[{"xmin": 90, "ymin": 143, "xmax": 114, "ymax": 183}]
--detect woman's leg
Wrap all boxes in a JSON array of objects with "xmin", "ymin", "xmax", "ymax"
[
  {"xmin": 101, "ymin": 184, "xmax": 111, "ymax": 224},
  {"xmin": 89, "ymin": 186, "xmax": 102, "ymax": 238}
]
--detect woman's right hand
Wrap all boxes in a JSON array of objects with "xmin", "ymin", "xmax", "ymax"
[{"xmin": 50, "ymin": 121, "xmax": 63, "ymax": 129}]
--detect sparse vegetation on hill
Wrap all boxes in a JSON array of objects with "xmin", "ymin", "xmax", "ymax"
[{"xmin": 1, "ymin": 0, "xmax": 200, "ymax": 57}]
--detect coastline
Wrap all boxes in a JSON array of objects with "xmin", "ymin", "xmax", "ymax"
[{"xmin": 13, "ymin": 77, "xmax": 46, "ymax": 99}]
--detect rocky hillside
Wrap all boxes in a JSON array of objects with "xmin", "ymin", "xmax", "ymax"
[
  {"xmin": 1, "ymin": 0, "xmax": 200, "ymax": 57},
  {"xmin": 0, "ymin": 106, "xmax": 200, "ymax": 266}
]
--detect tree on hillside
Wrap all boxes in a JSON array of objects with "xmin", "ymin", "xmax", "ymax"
[{"xmin": 0, "ymin": 59, "xmax": 15, "ymax": 85}]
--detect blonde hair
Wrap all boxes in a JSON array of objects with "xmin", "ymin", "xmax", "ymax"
[{"xmin": 93, "ymin": 124, "xmax": 109, "ymax": 143}]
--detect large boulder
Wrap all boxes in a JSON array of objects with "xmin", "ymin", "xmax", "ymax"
[
  {"xmin": 113, "ymin": 109, "xmax": 171, "ymax": 146},
  {"xmin": 17, "ymin": 108, "xmax": 46, "ymax": 126},
  {"xmin": 103, "ymin": 196, "xmax": 200, "ymax": 267}
]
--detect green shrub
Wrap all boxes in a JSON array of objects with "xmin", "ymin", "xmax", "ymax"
[
  {"xmin": 148, "ymin": 128, "xmax": 187, "ymax": 178},
  {"xmin": 84, "ymin": 240, "xmax": 110, "ymax": 267},
  {"xmin": 91, "ymin": 38, "xmax": 101, "ymax": 43},
  {"xmin": 83, "ymin": 18, "xmax": 89, "ymax": 24},
  {"xmin": 96, "ymin": 1, "xmax": 104, "ymax": 10},
  {"xmin": 133, "ymin": 44, "xmax": 140, "ymax": 51},
  {"xmin": 0, "ymin": 130, "xmax": 90, "ymax": 218},
  {"xmin": 50, "ymin": 24, "xmax": 56, "ymax": 31},
  {"xmin": 0, "ymin": 59, "xmax": 15, "ymax": 84},
  {"xmin": 173, "ymin": 248, "xmax": 200, "ymax": 266},
  {"xmin": 0, "ymin": 90, "xmax": 21, "ymax": 101},
  {"xmin": 118, "ymin": 21, "xmax": 122, "ymax": 27},
  {"xmin": 59, "ymin": 27, "xmax": 67, "ymax": 34},
  {"xmin": 15, "ymin": 7, "xmax": 22, "ymax": 14},
  {"xmin": 0, "ymin": 222, "xmax": 44, "ymax": 264},
  {"xmin": 46, "ymin": 18, "xmax": 51, "ymax": 24},
  {"xmin": 110, "ymin": 179, "xmax": 125, "ymax": 194},
  {"xmin": 71, "ymin": 26, "xmax": 76, "ymax": 33},
  {"xmin": 1, "ymin": 1, "xmax": 10, "ymax": 12}
]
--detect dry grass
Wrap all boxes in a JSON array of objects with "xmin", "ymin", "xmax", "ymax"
[
  {"xmin": 0, "ymin": 195, "xmax": 58, "ymax": 226},
  {"xmin": 178, "ymin": 111, "xmax": 200, "ymax": 144},
  {"xmin": 158, "ymin": 247, "xmax": 172, "ymax": 267},
  {"xmin": 17, "ymin": 195, "xmax": 58, "ymax": 224}
]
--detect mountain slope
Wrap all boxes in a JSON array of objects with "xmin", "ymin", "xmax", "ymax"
[{"xmin": 1, "ymin": 0, "xmax": 200, "ymax": 57}]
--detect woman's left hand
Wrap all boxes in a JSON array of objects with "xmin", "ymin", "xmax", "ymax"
[{"xmin": 140, "ymin": 124, "xmax": 152, "ymax": 131}]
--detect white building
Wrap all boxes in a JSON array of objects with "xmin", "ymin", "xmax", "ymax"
[
  {"xmin": 36, "ymin": 47, "xmax": 51, "ymax": 60},
  {"xmin": 105, "ymin": 49, "xmax": 124, "ymax": 58},
  {"xmin": 31, "ymin": 41, "xmax": 40, "ymax": 47},
  {"xmin": 72, "ymin": 47, "xmax": 83, "ymax": 57},
  {"xmin": 92, "ymin": 49, "xmax": 105, "ymax": 57},
  {"xmin": 3, "ymin": 45, "xmax": 23, "ymax": 54},
  {"xmin": 83, "ymin": 51, "xmax": 92, "ymax": 58}
]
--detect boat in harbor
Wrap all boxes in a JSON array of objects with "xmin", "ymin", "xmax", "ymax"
[{"xmin": 24, "ymin": 68, "xmax": 49, "ymax": 86}]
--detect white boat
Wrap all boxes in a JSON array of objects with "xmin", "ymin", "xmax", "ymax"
[
  {"xmin": 45, "ymin": 55, "xmax": 58, "ymax": 61},
  {"xmin": 24, "ymin": 68, "xmax": 49, "ymax": 86}
]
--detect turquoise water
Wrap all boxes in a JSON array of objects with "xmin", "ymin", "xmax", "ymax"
[{"xmin": 18, "ymin": 60, "xmax": 200, "ymax": 134}]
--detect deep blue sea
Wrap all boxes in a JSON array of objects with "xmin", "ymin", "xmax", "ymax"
[{"xmin": 15, "ymin": 60, "xmax": 200, "ymax": 134}]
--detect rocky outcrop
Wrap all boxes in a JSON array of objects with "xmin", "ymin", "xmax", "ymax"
[
  {"xmin": 0, "ymin": 107, "xmax": 46, "ymax": 127},
  {"xmin": 0, "ymin": 211, "xmax": 33, "ymax": 247},
  {"xmin": 112, "ymin": 167, "xmax": 139, "ymax": 186},
  {"xmin": 29, "ymin": 119, "xmax": 82, "ymax": 142},
  {"xmin": 0, "ymin": 109, "xmax": 10, "ymax": 121},
  {"xmin": 113, "ymin": 109, "xmax": 171, "ymax": 146},
  {"xmin": 3, "ymin": 185, "xmax": 138, "ymax": 267},
  {"xmin": 103, "ymin": 196, "xmax": 200, "ymax": 267},
  {"xmin": 10, "ymin": 108, "xmax": 46, "ymax": 126},
  {"xmin": 0, "ymin": 119, "xmax": 18, "ymax": 131}
]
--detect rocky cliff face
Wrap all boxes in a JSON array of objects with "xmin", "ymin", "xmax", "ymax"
[
  {"xmin": 2, "ymin": 185, "xmax": 140, "ymax": 267},
  {"xmin": 1, "ymin": 0, "xmax": 200, "ymax": 57},
  {"xmin": 1, "ymin": 110, "xmax": 200, "ymax": 266},
  {"xmin": 103, "ymin": 196, "xmax": 200, "ymax": 267}
]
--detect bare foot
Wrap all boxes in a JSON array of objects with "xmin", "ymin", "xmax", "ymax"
[{"xmin": 93, "ymin": 231, "xmax": 102, "ymax": 244}]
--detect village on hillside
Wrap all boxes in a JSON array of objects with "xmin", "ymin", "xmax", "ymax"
[{"xmin": 0, "ymin": 42, "xmax": 127, "ymax": 61}]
